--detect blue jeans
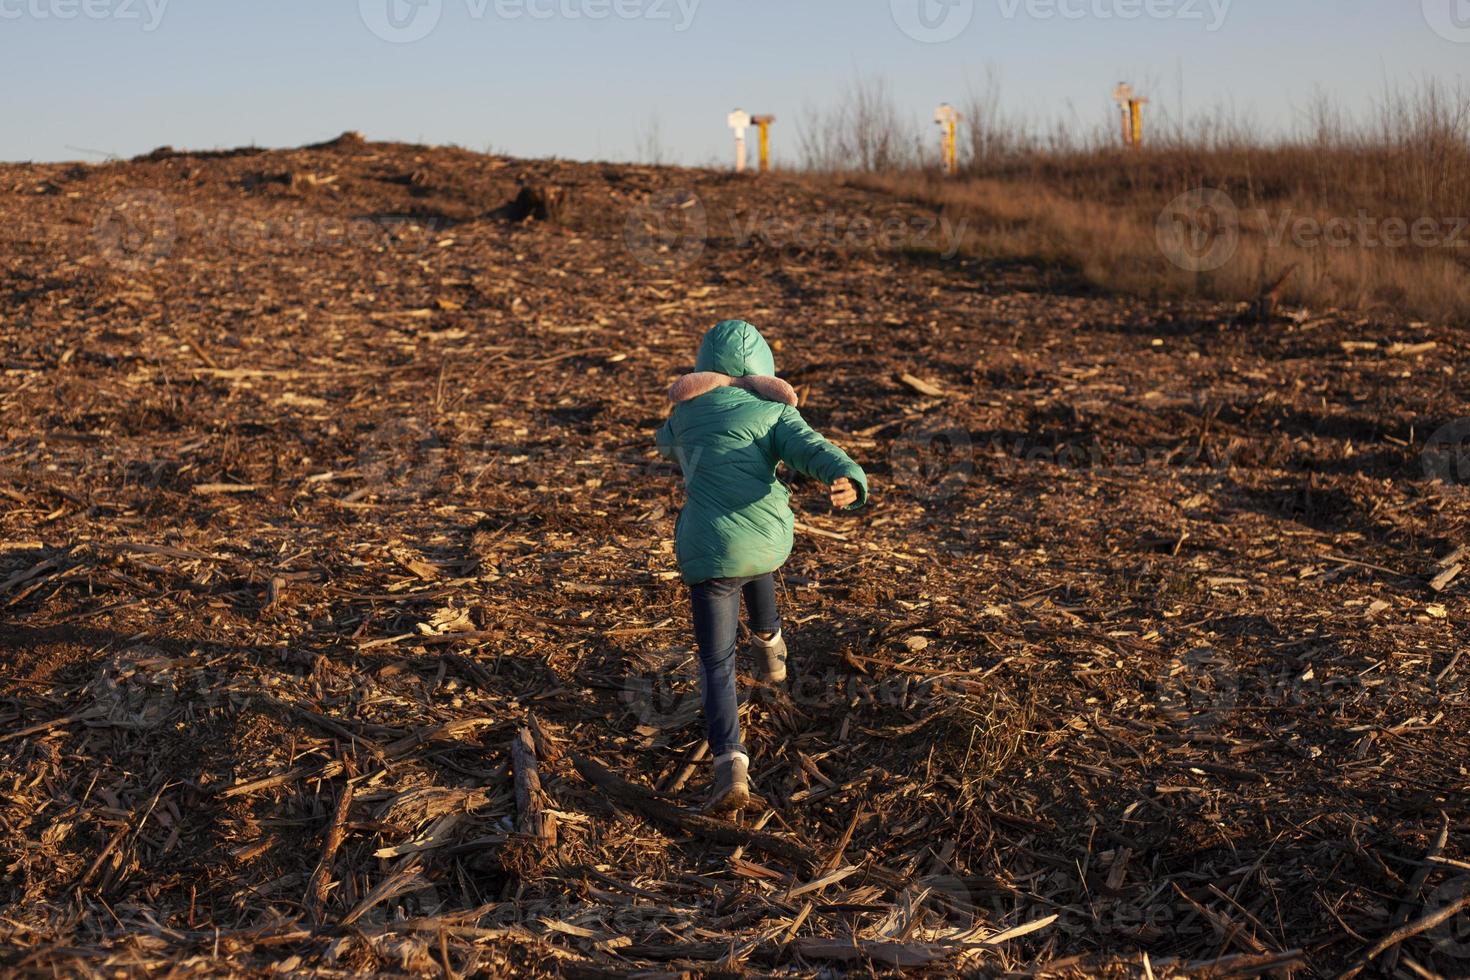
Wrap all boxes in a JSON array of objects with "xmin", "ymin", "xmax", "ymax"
[{"xmin": 689, "ymin": 573, "xmax": 781, "ymax": 758}]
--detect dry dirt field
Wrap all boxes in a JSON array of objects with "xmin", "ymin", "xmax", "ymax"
[{"xmin": 1, "ymin": 135, "xmax": 1467, "ymax": 977}]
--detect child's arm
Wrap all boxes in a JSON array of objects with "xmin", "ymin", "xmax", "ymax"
[{"xmin": 771, "ymin": 406, "xmax": 869, "ymax": 511}]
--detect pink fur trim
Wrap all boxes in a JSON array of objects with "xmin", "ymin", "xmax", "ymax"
[
  {"xmin": 734, "ymin": 375, "xmax": 799, "ymax": 406},
  {"xmin": 669, "ymin": 372, "xmax": 732, "ymax": 403},
  {"xmin": 669, "ymin": 373, "xmax": 798, "ymax": 407}
]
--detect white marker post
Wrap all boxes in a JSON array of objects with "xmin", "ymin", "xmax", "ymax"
[
  {"xmin": 1113, "ymin": 83, "xmax": 1148, "ymax": 148},
  {"xmin": 728, "ymin": 109, "xmax": 752, "ymax": 174},
  {"xmin": 934, "ymin": 103, "xmax": 960, "ymax": 177}
]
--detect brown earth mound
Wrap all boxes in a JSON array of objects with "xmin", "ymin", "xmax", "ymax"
[{"xmin": 0, "ymin": 136, "xmax": 1467, "ymax": 977}]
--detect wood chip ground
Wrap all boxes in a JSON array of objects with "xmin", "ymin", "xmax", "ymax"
[{"xmin": 1, "ymin": 137, "xmax": 1467, "ymax": 977}]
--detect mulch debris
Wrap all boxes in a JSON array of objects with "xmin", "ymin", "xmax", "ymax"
[{"xmin": 0, "ymin": 135, "xmax": 1467, "ymax": 977}]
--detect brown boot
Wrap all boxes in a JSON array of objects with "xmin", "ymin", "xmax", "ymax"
[
  {"xmin": 748, "ymin": 630, "xmax": 788, "ymax": 684},
  {"xmin": 704, "ymin": 752, "xmax": 750, "ymax": 815}
]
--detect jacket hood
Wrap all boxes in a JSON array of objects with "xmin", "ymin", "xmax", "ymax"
[{"xmin": 694, "ymin": 320, "xmax": 776, "ymax": 378}]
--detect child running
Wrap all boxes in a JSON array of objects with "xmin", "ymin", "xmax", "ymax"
[{"xmin": 656, "ymin": 320, "xmax": 869, "ymax": 814}]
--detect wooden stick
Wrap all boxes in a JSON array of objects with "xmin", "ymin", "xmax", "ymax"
[
  {"xmin": 572, "ymin": 753, "xmax": 820, "ymax": 874},
  {"xmin": 897, "ymin": 372, "xmax": 945, "ymax": 397},
  {"xmin": 660, "ymin": 741, "xmax": 709, "ymax": 794},
  {"xmin": 822, "ymin": 805, "xmax": 864, "ymax": 875},
  {"xmin": 76, "ymin": 824, "xmax": 129, "ymax": 889},
  {"xmin": 1429, "ymin": 563, "xmax": 1462, "ymax": 593},
  {"xmin": 222, "ymin": 717, "xmax": 498, "ymax": 797},
  {"xmin": 306, "ymin": 777, "xmax": 354, "ymax": 926},
  {"xmin": 1336, "ymin": 892, "xmax": 1470, "ymax": 980},
  {"xmin": 794, "ymin": 521, "xmax": 849, "ymax": 542},
  {"xmin": 1436, "ymin": 545, "xmax": 1468, "ymax": 569},
  {"xmin": 512, "ymin": 727, "xmax": 556, "ymax": 846},
  {"xmin": 1, "ymin": 705, "xmax": 106, "ymax": 742},
  {"xmin": 527, "ymin": 712, "xmax": 560, "ymax": 763},
  {"xmin": 1381, "ymin": 812, "xmax": 1450, "ymax": 973}
]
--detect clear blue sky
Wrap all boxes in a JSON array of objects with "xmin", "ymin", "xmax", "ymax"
[{"xmin": 5, "ymin": 0, "xmax": 1467, "ymax": 164}]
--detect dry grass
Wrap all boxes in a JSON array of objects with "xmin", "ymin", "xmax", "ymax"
[
  {"xmin": 802, "ymin": 79, "xmax": 1470, "ymax": 325},
  {"xmin": 855, "ymin": 168, "xmax": 1470, "ymax": 324}
]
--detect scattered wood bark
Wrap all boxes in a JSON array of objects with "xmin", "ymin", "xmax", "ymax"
[
  {"xmin": 304, "ymin": 773, "xmax": 354, "ymax": 927},
  {"xmin": 572, "ymin": 753, "xmax": 820, "ymax": 874},
  {"xmin": 0, "ymin": 136, "xmax": 1465, "ymax": 977},
  {"xmin": 502, "ymin": 726, "xmax": 557, "ymax": 877}
]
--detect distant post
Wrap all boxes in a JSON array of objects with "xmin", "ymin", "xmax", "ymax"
[
  {"xmin": 934, "ymin": 103, "xmax": 960, "ymax": 176},
  {"xmin": 752, "ymin": 115, "xmax": 775, "ymax": 173},
  {"xmin": 1113, "ymin": 84, "xmax": 1149, "ymax": 149},
  {"xmin": 728, "ymin": 109, "xmax": 752, "ymax": 173}
]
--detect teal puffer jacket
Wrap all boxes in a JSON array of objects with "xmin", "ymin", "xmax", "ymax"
[{"xmin": 656, "ymin": 320, "xmax": 869, "ymax": 585}]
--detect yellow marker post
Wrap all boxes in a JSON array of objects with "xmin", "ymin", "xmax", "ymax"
[
  {"xmin": 752, "ymin": 115, "xmax": 775, "ymax": 174},
  {"xmin": 933, "ymin": 103, "xmax": 960, "ymax": 176},
  {"xmin": 1113, "ymin": 83, "xmax": 1149, "ymax": 149}
]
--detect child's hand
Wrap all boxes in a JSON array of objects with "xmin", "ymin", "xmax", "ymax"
[{"xmin": 829, "ymin": 478, "xmax": 858, "ymax": 509}]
